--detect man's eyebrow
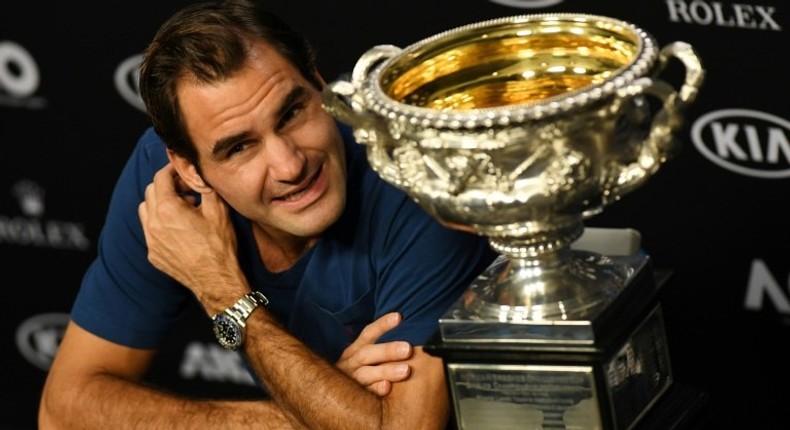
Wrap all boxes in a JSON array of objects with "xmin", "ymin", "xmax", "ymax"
[
  {"xmin": 209, "ymin": 86, "xmax": 309, "ymax": 158},
  {"xmin": 275, "ymin": 85, "xmax": 308, "ymax": 120},
  {"xmin": 212, "ymin": 131, "xmax": 253, "ymax": 158}
]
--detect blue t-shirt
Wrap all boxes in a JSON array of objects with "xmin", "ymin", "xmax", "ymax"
[{"xmin": 71, "ymin": 123, "xmax": 497, "ymax": 362}]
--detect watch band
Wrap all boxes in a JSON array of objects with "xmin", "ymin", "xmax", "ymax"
[
  {"xmin": 223, "ymin": 290, "xmax": 269, "ymax": 328},
  {"xmin": 212, "ymin": 291, "xmax": 269, "ymax": 350}
]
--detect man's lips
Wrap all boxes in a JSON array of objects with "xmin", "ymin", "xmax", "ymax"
[{"xmin": 273, "ymin": 166, "xmax": 322, "ymax": 202}]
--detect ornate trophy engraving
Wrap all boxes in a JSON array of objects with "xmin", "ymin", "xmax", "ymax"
[{"xmin": 323, "ymin": 13, "xmax": 704, "ymax": 430}]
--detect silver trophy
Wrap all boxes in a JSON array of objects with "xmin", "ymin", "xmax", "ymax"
[{"xmin": 323, "ymin": 13, "xmax": 704, "ymax": 430}]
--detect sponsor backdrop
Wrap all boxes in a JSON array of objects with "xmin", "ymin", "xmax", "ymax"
[{"xmin": 1, "ymin": 0, "xmax": 786, "ymax": 428}]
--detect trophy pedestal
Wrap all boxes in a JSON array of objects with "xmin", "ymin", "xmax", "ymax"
[
  {"xmin": 426, "ymin": 256, "xmax": 675, "ymax": 430},
  {"xmin": 633, "ymin": 382, "xmax": 711, "ymax": 430}
]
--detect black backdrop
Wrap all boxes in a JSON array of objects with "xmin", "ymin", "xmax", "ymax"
[{"xmin": 2, "ymin": 0, "xmax": 788, "ymax": 428}]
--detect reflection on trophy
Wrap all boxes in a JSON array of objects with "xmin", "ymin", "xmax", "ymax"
[{"xmin": 323, "ymin": 13, "xmax": 704, "ymax": 430}]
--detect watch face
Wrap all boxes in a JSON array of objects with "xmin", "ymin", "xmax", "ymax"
[{"xmin": 213, "ymin": 314, "xmax": 242, "ymax": 351}]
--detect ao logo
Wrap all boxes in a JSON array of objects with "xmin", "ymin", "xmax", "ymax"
[
  {"xmin": 0, "ymin": 41, "xmax": 39, "ymax": 97},
  {"xmin": 691, "ymin": 109, "xmax": 790, "ymax": 179},
  {"xmin": 16, "ymin": 312, "xmax": 70, "ymax": 371},
  {"xmin": 114, "ymin": 53, "xmax": 146, "ymax": 112},
  {"xmin": 487, "ymin": 0, "xmax": 564, "ymax": 8}
]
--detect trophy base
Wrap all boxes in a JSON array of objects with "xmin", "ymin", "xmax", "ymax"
[
  {"xmin": 632, "ymin": 382, "xmax": 711, "ymax": 430},
  {"xmin": 426, "ymin": 256, "xmax": 676, "ymax": 430}
]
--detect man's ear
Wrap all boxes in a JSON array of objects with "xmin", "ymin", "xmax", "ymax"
[{"xmin": 166, "ymin": 150, "xmax": 211, "ymax": 192}]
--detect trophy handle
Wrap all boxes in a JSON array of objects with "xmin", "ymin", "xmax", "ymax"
[
  {"xmin": 322, "ymin": 45, "xmax": 406, "ymax": 186},
  {"xmin": 606, "ymin": 41, "xmax": 705, "ymax": 201},
  {"xmin": 660, "ymin": 41, "xmax": 705, "ymax": 105}
]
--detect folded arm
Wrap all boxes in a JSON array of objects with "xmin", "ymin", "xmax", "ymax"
[
  {"xmin": 240, "ymin": 309, "xmax": 448, "ymax": 430},
  {"xmin": 39, "ymin": 312, "xmax": 433, "ymax": 430},
  {"xmin": 38, "ymin": 322, "xmax": 294, "ymax": 430}
]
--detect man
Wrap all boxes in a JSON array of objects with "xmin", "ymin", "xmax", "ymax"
[{"xmin": 38, "ymin": 1, "xmax": 496, "ymax": 429}]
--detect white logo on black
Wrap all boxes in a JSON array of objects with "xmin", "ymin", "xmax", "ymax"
[
  {"xmin": 691, "ymin": 109, "xmax": 790, "ymax": 179},
  {"xmin": 180, "ymin": 342, "xmax": 256, "ymax": 385},
  {"xmin": 666, "ymin": 0, "xmax": 781, "ymax": 30},
  {"xmin": 13, "ymin": 179, "xmax": 45, "ymax": 217},
  {"xmin": 16, "ymin": 313, "xmax": 70, "ymax": 371},
  {"xmin": 0, "ymin": 40, "xmax": 46, "ymax": 108},
  {"xmin": 115, "ymin": 53, "xmax": 146, "ymax": 112},
  {"xmin": 744, "ymin": 260, "xmax": 790, "ymax": 315},
  {"xmin": 0, "ymin": 179, "xmax": 90, "ymax": 250}
]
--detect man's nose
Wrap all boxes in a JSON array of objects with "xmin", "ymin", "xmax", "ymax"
[{"xmin": 265, "ymin": 136, "xmax": 306, "ymax": 182}]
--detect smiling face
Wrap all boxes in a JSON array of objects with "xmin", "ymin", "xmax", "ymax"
[{"xmin": 172, "ymin": 41, "xmax": 346, "ymax": 249}]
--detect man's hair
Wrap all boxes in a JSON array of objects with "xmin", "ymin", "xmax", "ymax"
[{"xmin": 139, "ymin": 0, "xmax": 319, "ymax": 167}]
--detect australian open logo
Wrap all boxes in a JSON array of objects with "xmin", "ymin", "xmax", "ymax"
[
  {"xmin": 487, "ymin": 0, "xmax": 564, "ymax": 8},
  {"xmin": 691, "ymin": 109, "xmax": 790, "ymax": 179},
  {"xmin": 16, "ymin": 313, "xmax": 70, "ymax": 371},
  {"xmin": 0, "ymin": 40, "xmax": 46, "ymax": 109},
  {"xmin": 115, "ymin": 53, "xmax": 146, "ymax": 112}
]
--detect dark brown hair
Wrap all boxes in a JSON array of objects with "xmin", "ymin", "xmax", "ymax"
[{"xmin": 139, "ymin": 0, "xmax": 319, "ymax": 168}]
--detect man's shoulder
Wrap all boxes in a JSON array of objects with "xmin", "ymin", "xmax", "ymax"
[
  {"xmin": 135, "ymin": 127, "xmax": 169, "ymax": 162},
  {"xmin": 139, "ymin": 126, "xmax": 161, "ymax": 143},
  {"xmin": 110, "ymin": 127, "xmax": 169, "ymax": 196},
  {"xmin": 115, "ymin": 126, "xmax": 170, "ymax": 181}
]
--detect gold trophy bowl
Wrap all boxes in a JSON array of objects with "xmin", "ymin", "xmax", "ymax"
[
  {"xmin": 323, "ymin": 13, "xmax": 703, "ymax": 321},
  {"xmin": 323, "ymin": 13, "xmax": 704, "ymax": 429}
]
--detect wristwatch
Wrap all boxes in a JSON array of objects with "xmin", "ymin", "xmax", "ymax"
[{"xmin": 212, "ymin": 291, "xmax": 269, "ymax": 351}]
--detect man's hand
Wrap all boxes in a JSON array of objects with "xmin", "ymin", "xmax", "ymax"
[
  {"xmin": 336, "ymin": 312, "xmax": 413, "ymax": 396},
  {"xmin": 137, "ymin": 163, "xmax": 244, "ymax": 312}
]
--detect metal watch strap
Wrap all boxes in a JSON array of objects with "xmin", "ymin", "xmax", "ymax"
[
  {"xmin": 212, "ymin": 290, "xmax": 270, "ymax": 350},
  {"xmin": 223, "ymin": 291, "xmax": 269, "ymax": 327}
]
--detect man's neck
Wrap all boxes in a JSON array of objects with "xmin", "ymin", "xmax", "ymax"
[{"xmin": 252, "ymin": 224, "xmax": 319, "ymax": 273}]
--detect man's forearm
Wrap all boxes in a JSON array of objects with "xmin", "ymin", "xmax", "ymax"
[
  {"xmin": 243, "ymin": 310, "xmax": 401, "ymax": 430},
  {"xmin": 40, "ymin": 371, "xmax": 295, "ymax": 430}
]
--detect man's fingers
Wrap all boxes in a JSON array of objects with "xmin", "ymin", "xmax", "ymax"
[
  {"xmin": 356, "ymin": 312, "xmax": 402, "ymax": 346},
  {"xmin": 337, "ymin": 312, "xmax": 409, "ymax": 375},
  {"xmin": 148, "ymin": 163, "xmax": 192, "ymax": 211},
  {"xmin": 346, "ymin": 340, "xmax": 413, "ymax": 370},
  {"xmin": 172, "ymin": 172, "xmax": 192, "ymax": 194},
  {"xmin": 335, "ymin": 311, "xmax": 411, "ymax": 387},
  {"xmin": 367, "ymin": 380, "xmax": 393, "ymax": 397},
  {"xmin": 353, "ymin": 362, "xmax": 411, "ymax": 389},
  {"xmin": 151, "ymin": 163, "xmax": 178, "ymax": 194},
  {"xmin": 199, "ymin": 188, "xmax": 227, "ymax": 219},
  {"xmin": 138, "ymin": 182, "xmax": 156, "ymax": 230}
]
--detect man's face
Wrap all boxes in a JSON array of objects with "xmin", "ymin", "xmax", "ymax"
[{"xmin": 176, "ymin": 41, "xmax": 346, "ymax": 242}]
